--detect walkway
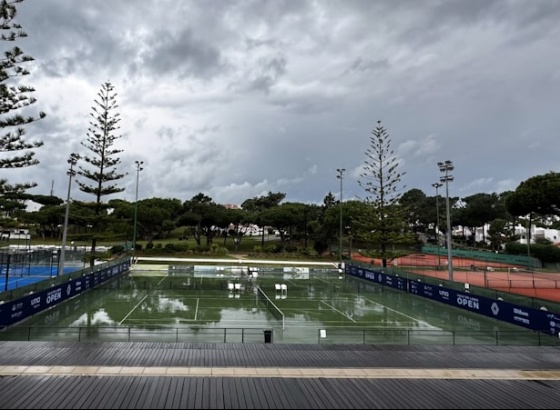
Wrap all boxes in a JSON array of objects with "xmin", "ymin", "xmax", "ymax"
[{"xmin": 1, "ymin": 342, "xmax": 560, "ymax": 408}]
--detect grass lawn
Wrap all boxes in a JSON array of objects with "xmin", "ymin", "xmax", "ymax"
[{"xmin": 1, "ymin": 235, "xmax": 337, "ymax": 263}]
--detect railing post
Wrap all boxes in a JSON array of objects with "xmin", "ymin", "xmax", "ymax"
[
  {"xmin": 176, "ymin": 328, "xmax": 179, "ymax": 343},
  {"xmin": 407, "ymin": 330, "xmax": 410, "ymax": 345},
  {"xmin": 27, "ymin": 326, "xmax": 31, "ymax": 341},
  {"xmin": 78, "ymin": 327, "xmax": 81, "ymax": 342},
  {"xmin": 495, "ymin": 330, "xmax": 499, "ymax": 346},
  {"xmin": 224, "ymin": 328, "xmax": 227, "ymax": 343},
  {"xmin": 242, "ymin": 328, "xmax": 244, "ymax": 344}
]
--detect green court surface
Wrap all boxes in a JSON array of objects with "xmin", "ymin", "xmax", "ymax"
[{"xmin": 2, "ymin": 268, "xmax": 556, "ymax": 345}]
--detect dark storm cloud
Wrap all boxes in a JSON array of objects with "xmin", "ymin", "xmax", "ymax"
[
  {"xmin": 5, "ymin": 0, "xmax": 560, "ymax": 206},
  {"xmin": 140, "ymin": 28, "xmax": 225, "ymax": 80}
]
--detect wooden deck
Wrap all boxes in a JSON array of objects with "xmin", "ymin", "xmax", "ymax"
[{"xmin": 1, "ymin": 342, "xmax": 560, "ymax": 409}]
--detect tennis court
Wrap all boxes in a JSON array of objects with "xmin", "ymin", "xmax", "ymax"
[
  {"xmin": 2, "ymin": 261, "xmax": 553, "ymax": 346},
  {"xmin": 0, "ymin": 265, "xmax": 84, "ymax": 291}
]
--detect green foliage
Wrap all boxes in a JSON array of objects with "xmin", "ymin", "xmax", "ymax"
[
  {"xmin": 356, "ymin": 121, "xmax": 414, "ymax": 267},
  {"xmin": 285, "ymin": 244, "xmax": 298, "ymax": 253},
  {"xmin": 111, "ymin": 244, "xmax": 124, "ymax": 254},
  {"xmin": 506, "ymin": 172, "xmax": 560, "ymax": 218},
  {"xmin": 172, "ymin": 243, "xmax": 188, "ymax": 252},
  {"xmin": 505, "ymin": 242, "xmax": 560, "ymax": 263},
  {"xmin": 76, "ymin": 81, "xmax": 126, "ymax": 266},
  {"xmin": 312, "ymin": 234, "xmax": 329, "ymax": 255},
  {"xmin": 0, "ymin": 0, "xmax": 46, "ymax": 200},
  {"xmin": 263, "ymin": 244, "xmax": 281, "ymax": 253}
]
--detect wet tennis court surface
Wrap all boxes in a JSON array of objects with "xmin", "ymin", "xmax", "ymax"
[{"xmin": 3, "ymin": 270, "xmax": 554, "ymax": 345}]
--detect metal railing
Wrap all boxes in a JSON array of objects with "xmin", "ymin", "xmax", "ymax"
[
  {"xmin": 1, "ymin": 326, "xmax": 558, "ymax": 346},
  {"xmin": 316, "ymin": 328, "xmax": 560, "ymax": 346}
]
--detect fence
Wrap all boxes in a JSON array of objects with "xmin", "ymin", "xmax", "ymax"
[
  {"xmin": 0, "ymin": 326, "xmax": 557, "ymax": 346},
  {"xmin": 421, "ymin": 245, "xmax": 541, "ymax": 268}
]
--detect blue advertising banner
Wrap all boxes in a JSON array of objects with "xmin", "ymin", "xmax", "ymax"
[
  {"xmin": 346, "ymin": 264, "xmax": 560, "ymax": 337},
  {"xmin": 0, "ymin": 259, "xmax": 130, "ymax": 328}
]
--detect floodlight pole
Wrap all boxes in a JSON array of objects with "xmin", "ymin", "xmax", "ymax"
[
  {"xmin": 336, "ymin": 168, "xmax": 346, "ymax": 269},
  {"xmin": 438, "ymin": 160, "xmax": 454, "ymax": 282},
  {"xmin": 58, "ymin": 153, "xmax": 80, "ymax": 277},
  {"xmin": 132, "ymin": 161, "xmax": 144, "ymax": 254},
  {"xmin": 432, "ymin": 182, "xmax": 443, "ymax": 268}
]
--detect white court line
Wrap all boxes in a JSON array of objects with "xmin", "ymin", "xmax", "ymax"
[
  {"xmin": 362, "ymin": 297, "xmax": 439, "ymax": 329},
  {"xmin": 194, "ymin": 298, "xmax": 200, "ymax": 321},
  {"xmin": 314, "ymin": 277, "xmax": 331, "ymax": 285},
  {"xmin": 321, "ymin": 300, "xmax": 356, "ymax": 322},
  {"xmin": 119, "ymin": 295, "xmax": 148, "ymax": 325},
  {"xmin": 157, "ymin": 277, "xmax": 167, "ymax": 286}
]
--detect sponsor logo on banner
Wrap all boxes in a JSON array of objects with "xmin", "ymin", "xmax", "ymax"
[{"xmin": 457, "ymin": 294, "xmax": 480, "ymax": 310}]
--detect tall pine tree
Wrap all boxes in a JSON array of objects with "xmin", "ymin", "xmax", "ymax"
[
  {"xmin": 0, "ymin": 0, "xmax": 46, "ymax": 217},
  {"xmin": 357, "ymin": 120, "xmax": 415, "ymax": 267},
  {"xmin": 76, "ymin": 81, "xmax": 125, "ymax": 265}
]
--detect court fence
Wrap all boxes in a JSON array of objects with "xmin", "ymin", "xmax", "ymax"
[
  {"xmin": 348, "ymin": 260, "xmax": 560, "ymax": 313},
  {"xmin": 421, "ymin": 245, "xmax": 541, "ymax": 268},
  {"xmin": 0, "ymin": 326, "xmax": 557, "ymax": 346}
]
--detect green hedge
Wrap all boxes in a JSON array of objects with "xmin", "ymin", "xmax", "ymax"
[{"xmin": 505, "ymin": 242, "xmax": 560, "ymax": 263}]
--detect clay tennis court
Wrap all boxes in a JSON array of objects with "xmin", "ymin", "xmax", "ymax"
[{"xmin": 352, "ymin": 253, "xmax": 560, "ymax": 302}]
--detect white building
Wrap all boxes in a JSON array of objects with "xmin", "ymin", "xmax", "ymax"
[{"xmin": 471, "ymin": 224, "xmax": 560, "ymax": 246}]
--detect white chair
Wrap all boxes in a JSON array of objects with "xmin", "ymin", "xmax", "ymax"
[
  {"xmin": 234, "ymin": 283, "xmax": 241, "ymax": 291},
  {"xmin": 280, "ymin": 284, "xmax": 288, "ymax": 292},
  {"xmin": 227, "ymin": 282, "xmax": 234, "ymax": 291},
  {"xmin": 275, "ymin": 284, "xmax": 281, "ymax": 292}
]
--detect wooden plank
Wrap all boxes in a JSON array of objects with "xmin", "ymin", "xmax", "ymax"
[
  {"xmin": 79, "ymin": 376, "xmax": 118, "ymax": 409},
  {"xmin": 163, "ymin": 375, "xmax": 180, "ymax": 409},
  {"xmin": 253, "ymin": 377, "xmax": 278, "ymax": 409},
  {"xmin": 138, "ymin": 375, "xmax": 168, "ymax": 409},
  {"xmin": 297, "ymin": 378, "xmax": 330, "ymax": 409},
  {"xmin": 185, "ymin": 376, "xmax": 198, "ymax": 409},
  {"xmin": 120, "ymin": 376, "xmax": 151, "ymax": 409},
  {"xmin": 233, "ymin": 377, "xmax": 250, "ymax": 409},
  {"xmin": 0, "ymin": 375, "xmax": 38, "ymax": 409},
  {"xmin": 109, "ymin": 377, "xmax": 139, "ymax": 409}
]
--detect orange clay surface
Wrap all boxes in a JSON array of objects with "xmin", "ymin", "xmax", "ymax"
[{"xmin": 351, "ymin": 252, "xmax": 560, "ymax": 303}]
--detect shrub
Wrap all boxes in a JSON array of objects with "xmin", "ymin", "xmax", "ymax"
[
  {"xmin": 285, "ymin": 244, "xmax": 298, "ymax": 253},
  {"xmin": 173, "ymin": 243, "xmax": 188, "ymax": 252},
  {"xmin": 505, "ymin": 242, "xmax": 560, "ymax": 263},
  {"xmin": 263, "ymin": 244, "xmax": 281, "ymax": 253},
  {"xmin": 111, "ymin": 245, "xmax": 124, "ymax": 254}
]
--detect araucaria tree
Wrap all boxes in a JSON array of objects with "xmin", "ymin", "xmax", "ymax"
[
  {"xmin": 76, "ymin": 81, "xmax": 125, "ymax": 266},
  {"xmin": 0, "ymin": 0, "xmax": 46, "ymax": 214},
  {"xmin": 357, "ymin": 120, "xmax": 415, "ymax": 267}
]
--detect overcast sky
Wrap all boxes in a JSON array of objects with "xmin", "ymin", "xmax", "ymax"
[{"xmin": 7, "ymin": 0, "xmax": 560, "ymax": 207}]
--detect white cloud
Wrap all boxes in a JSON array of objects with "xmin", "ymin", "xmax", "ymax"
[{"xmin": 6, "ymin": 0, "xmax": 560, "ymax": 206}]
